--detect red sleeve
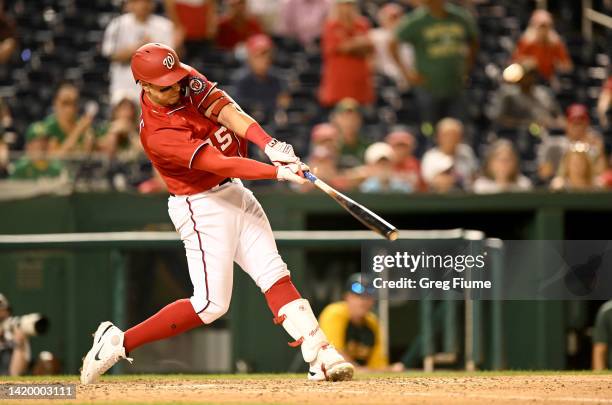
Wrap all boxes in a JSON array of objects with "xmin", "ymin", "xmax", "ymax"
[
  {"xmin": 184, "ymin": 67, "xmax": 218, "ymax": 112},
  {"xmin": 605, "ymin": 77, "xmax": 612, "ymax": 92},
  {"xmin": 147, "ymin": 127, "xmax": 206, "ymax": 169},
  {"xmin": 192, "ymin": 144, "xmax": 277, "ymax": 180}
]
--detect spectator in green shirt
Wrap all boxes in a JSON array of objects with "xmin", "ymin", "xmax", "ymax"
[
  {"xmin": 331, "ymin": 98, "xmax": 369, "ymax": 169},
  {"xmin": 593, "ymin": 300, "xmax": 612, "ymax": 370},
  {"xmin": 25, "ymin": 81, "xmax": 97, "ymax": 157},
  {"xmin": 390, "ymin": 0, "xmax": 478, "ymax": 129},
  {"xmin": 9, "ymin": 126, "xmax": 65, "ymax": 180}
]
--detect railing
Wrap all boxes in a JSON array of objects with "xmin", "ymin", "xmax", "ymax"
[{"xmin": 582, "ymin": 0, "xmax": 612, "ymax": 42}]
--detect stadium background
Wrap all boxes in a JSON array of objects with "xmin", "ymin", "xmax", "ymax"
[{"xmin": 0, "ymin": 0, "xmax": 611, "ymax": 378}]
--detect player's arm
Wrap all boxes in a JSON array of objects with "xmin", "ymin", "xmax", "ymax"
[
  {"xmin": 192, "ymin": 144, "xmax": 307, "ymax": 184},
  {"xmin": 198, "ymin": 88, "xmax": 300, "ymax": 166}
]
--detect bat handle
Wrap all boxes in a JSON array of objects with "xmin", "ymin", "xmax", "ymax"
[{"xmin": 303, "ymin": 171, "xmax": 317, "ymax": 183}]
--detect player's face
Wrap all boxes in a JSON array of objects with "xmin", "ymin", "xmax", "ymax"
[{"xmin": 143, "ymin": 82, "xmax": 182, "ymax": 107}]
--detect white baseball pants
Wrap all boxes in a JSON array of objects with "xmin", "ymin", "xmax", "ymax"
[{"xmin": 167, "ymin": 179, "xmax": 290, "ymax": 324}]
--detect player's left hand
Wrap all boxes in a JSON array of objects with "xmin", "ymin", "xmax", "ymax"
[
  {"xmin": 277, "ymin": 164, "xmax": 308, "ymax": 185},
  {"xmin": 265, "ymin": 139, "xmax": 299, "ymax": 166}
]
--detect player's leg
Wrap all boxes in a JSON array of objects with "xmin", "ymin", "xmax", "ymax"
[
  {"xmin": 81, "ymin": 187, "xmax": 240, "ymax": 384},
  {"xmin": 234, "ymin": 184, "xmax": 353, "ymax": 381}
]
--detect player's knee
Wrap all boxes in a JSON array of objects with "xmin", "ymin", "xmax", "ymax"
[
  {"xmin": 203, "ymin": 301, "xmax": 230, "ymax": 323},
  {"xmin": 257, "ymin": 260, "xmax": 291, "ymax": 292}
]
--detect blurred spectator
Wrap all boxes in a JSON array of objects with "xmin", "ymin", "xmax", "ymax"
[
  {"xmin": 319, "ymin": 0, "xmax": 374, "ymax": 108},
  {"xmin": 232, "ymin": 34, "xmax": 290, "ymax": 124},
  {"xmin": 0, "ymin": 139, "xmax": 7, "ymax": 179},
  {"xmin": 278, "ymin": 0, "xmax": 332, "ymax": 48},
  {"xmin": 384, "ymin": 129, "xmax": 423, "ymax": 191},
  {"xmin": 310, "ymin": 122, "xmax": 340, "ymax": 156},
  {"xmin": 0, "ymin": 294, "xmax": 30, "ymax": 376},
  {"xmin": 392, "ymin": 0, "xmax": 478, "ymax": 127},
  {"xmin": 331, "ymin": 98, "xmax": 368, "ymax": 168},
  {"xmin": 98, "ymin": 98, "xmax": 143, "ymax": 161},
  {"xmin": 360, "ymin": 142, "xmax": 413, "ymax": 193},
  {"xmin": 511, "ymin": 9, "xmax": 572, "ymax": 82},
  {"xmin": 138, "ymin": 168, "xmax": 168, "ymax": 193},
  {"xmin": 25, "ymin": 82, "xmax": 98, "ymax": 157},
  {"xmin": 9, "ymin": 128, "xmax": 65, "ymax": 180},
  {"xmin": 216, "ymin": 0, "xmax": 263, "ymax": 50},
  {"xmin": 473, "ymin": 140, "xmax": 532, "ymax": 194},
  {"xmin": 102, "ymin": 0, "xmax": 176, "ymax": 105},
  {"xmin": 592, "ymin": 300, "xmax": 612, "ymax": 370},
  {"xmin": 369, "ymin": 3, "xmax": 414, "ymax": 91},
  {"xmin": 0, "ymin": 98, "xmax": 16, "ymax": 150},
  {"xmin": 550, "ymin": 143, "xmax": 601, "ymax": 191},
  {"xmin": 421, "ymin": 118, "xmax": 477, "ymax": 192},
  {"xmin": 31, "ymin": 351, "xmax": 61, "ymax": 376},
  {"xmin": 488, "ymin": 62, "xmax": 563, "ymax": 130},
  {"xmin": 0, "ymin": 1, "xmax": 17, "ymax": 64},
  {"xmin": 597, "ymin": 76, "xmax": 612, "ymax": 129},
  {"xmin": 302, "ymin": 124, "xmax": 352, "ymax": 191},
  {"xmin": 164, "ymin": 0, "xmax": 218, "ymax": 59},
  {"xmin": 319, "ymin": 274, "xmax": 404, "ymax": 371},
  {"xmin": 538, "ymin": 104, "xmax": 605, "ymax": 182},
  {"xmin": 248, "ymin": 0, "xmax": 280, "ymax": 34}
]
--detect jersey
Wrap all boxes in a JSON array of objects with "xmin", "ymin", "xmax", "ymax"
[
  {"xmin": 139, "ymin": 66, "xmax": 248, "ymax": 195},
  {"xmin": 318, "ymin": 301, "xmax": 388, "ymax": 369}
]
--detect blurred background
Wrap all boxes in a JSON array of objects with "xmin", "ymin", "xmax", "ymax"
[{"xmin": 0, "ymin": 0, "xmax": 612, "ymax": 377}]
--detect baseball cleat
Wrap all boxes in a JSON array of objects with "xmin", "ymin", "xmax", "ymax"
[
  {"xmin": 80, "ymin": 321, "xmax": 132, "ymax": 384},
  {"xmin": 308, "ymin": 344, "xmax": 354, "ymax": 382}
]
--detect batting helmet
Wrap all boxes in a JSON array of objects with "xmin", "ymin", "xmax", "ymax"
[{"xmin": 130, "ymin": 43, "xmax": 190, "ymax": 86}]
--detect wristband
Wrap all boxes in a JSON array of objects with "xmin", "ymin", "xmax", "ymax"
[{"xmin": 245, "ymin": 123, "xmax": 273, "ymax": 150}]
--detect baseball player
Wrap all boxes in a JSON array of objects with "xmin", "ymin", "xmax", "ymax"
[{"xmin": 80, "ymin": 43, "xmax": 354, "ymax": 383}]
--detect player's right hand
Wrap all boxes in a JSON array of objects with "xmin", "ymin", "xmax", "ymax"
[
  {"xmin": 276, "ymin": 163, "xmax": 308, "ymax": 185},
  {"xmin": 265, "ymin": 139, "xmax": 299, "ymax": 166}
]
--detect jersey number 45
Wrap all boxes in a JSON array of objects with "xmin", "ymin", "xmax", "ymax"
[{"xmin": 203, "ymin": 126, "xmax": 233, "ymax": 151}]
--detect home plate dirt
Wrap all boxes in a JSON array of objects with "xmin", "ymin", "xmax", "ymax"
[{"xmin": 5, "ymin": 374, "xmax": 612, "ymax": 404}]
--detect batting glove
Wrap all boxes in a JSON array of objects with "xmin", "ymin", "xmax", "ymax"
[
  {"xmin": 265, "ymin": 139, "xmax": 299, "ymax": 166},
  {"xmin": 276, "ymin": 164, "xmax": 308, "ymax": 185}
]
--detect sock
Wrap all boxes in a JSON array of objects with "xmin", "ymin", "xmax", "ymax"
[
  {"xmin": 264, "ymin": 276, "xmax": 302, "ymax": 316},
  {"xmin": 123, "ymin": 299, "xmax": 203, "ymax": 353}
]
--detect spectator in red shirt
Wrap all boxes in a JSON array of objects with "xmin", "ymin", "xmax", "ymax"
[
  {"xmin": 597, "ymin": 76, "xmax": 612, "ymax": 128},
  {"xmin": 318, "ymin": 0, "xmax": 374, "ymax": 108},
  {"xmin": 512, "ymin": 9, "xmax": 572, "ymax": 81},
  {"xmin": 384, "ymin": 129, "xmax": 424, "ymax": 191},
  {"xmin": 216, "ymin": 0, "xmax": 263, "ymax": 50},
  {"xmin": 164, "ymin": 0, "xmax": 218, "ymax": 61}
]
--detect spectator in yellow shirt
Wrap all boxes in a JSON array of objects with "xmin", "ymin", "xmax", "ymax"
[{"xmin": 319, "ymin": 273, "xmax": 389, "ymax": 370}]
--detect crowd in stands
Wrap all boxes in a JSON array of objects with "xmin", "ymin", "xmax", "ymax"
[{"xmin": 0, "ymin": 0, "xmax": 611, "ymax": 195}]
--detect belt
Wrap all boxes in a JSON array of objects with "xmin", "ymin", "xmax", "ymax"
[{"xmin": 169, "ymin": 178, "xmax": 232, "ymax": 197}]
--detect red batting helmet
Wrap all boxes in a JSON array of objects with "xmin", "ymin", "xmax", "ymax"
[{"xmin": 130, "ymin": 43, "xmax": 190, "ymax": 86}]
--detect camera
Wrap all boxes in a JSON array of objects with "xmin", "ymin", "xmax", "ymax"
[{"xmin": 1, "ymin": 313, "xmax": 49, "ymax": 337}]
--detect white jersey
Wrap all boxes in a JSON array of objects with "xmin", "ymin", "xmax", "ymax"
[{"xmin": 102, "ymin": 13, "xmax": 174, "ymax": 105}]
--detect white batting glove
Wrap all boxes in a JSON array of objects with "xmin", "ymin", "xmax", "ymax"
[
  {"xmin": 276, "ymin": 164, "xmax": 307, "ymax": 185},
  {"xmin": 265, "ymin": 139, "xmax": 299, "ymax": 166}
]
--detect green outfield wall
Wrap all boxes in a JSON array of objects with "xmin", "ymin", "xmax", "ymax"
[{"xmin": 1, "ymin": 190, "xmax": 612, "ymax": 373}]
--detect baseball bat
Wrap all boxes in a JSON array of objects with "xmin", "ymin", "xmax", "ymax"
[{"xmin": 303, "ymin": 171, "xmax": 399, "ymax": 241}]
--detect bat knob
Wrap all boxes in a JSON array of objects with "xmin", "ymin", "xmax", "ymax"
[{"xmin": 387, "ymin": 229, "xmax": 399, "ymax": 241}]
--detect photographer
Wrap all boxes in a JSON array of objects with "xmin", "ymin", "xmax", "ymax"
[{"xmin": 0, "ymin": 294, "xmax": 30, "ymax": 376}]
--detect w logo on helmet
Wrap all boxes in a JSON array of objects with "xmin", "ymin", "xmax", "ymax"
[{"xmin": 162, "ymin": 53, "xmax": 175, "ymax": 70}]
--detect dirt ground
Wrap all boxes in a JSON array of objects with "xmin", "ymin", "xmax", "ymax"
[{"xmin": 2, "ymin": 373, "xmax": 612, "ymax": 404}]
